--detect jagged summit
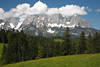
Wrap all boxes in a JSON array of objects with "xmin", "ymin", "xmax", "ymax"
[{"xmin": 0, "ymin": 14, "xmax": 97, "ymax": 36}]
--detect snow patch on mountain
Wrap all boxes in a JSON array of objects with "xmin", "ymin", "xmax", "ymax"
[
  {"xmin": 0, "ymin": 23, "xmax": 5, "ymax": 26},
  {"xmin": 47, "ymin": 28, "xmax": 55, "ymax": 33},
  {"xmin": 66, "ymin": 22, "xmax": 70, "ymax": 24},
  {"xmin": 47, "ymin": 23, "xmax": 76, "ymax": 28},
  {"xmin": 10, "ymin": 23, "xmax": 15, "ymax": 28},
  {"xmin": 48, "ymin": 23, "xmax": 66, "ymax": 28},
  {"xmin": 15, "ymin": 21, "xmax": 23, "ymax": 30}
]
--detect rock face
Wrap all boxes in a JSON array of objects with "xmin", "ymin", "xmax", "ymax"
[
  {"xmin": 0, "ymin": 14, "xmax": 99, "ymax": 37},
  {"xmin": 22, "ymin": 14, "xmax": 91, "ymax": 28}
]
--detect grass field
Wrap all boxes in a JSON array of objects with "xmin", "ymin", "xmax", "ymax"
[
  {"xmin": 0, "ymin": 54, "xmax": 100, "ymax": 67},
  {"xmin": 0, "ymin": 43, "xmax": 4, "ymax": 58},
  {"xmin": 54, "ymin": 39, "xmax": 64, "ymax": 43}
]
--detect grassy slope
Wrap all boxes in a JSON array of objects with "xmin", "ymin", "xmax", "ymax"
[
  {"xmin": 54, "ymin": 39, "xmax": 64, "ymax": 42},
  {"xmin": 0, "ymin": 43, "xmax": 4, "ymax": 58},
  {"xmin": 0, "ymin": 54, "xmax": 100, "ymax": 67}
]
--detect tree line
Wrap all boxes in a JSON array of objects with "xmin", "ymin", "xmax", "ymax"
[{"xmin": 0, "ymin": 28, "xmax": 100, "ymax": 64}]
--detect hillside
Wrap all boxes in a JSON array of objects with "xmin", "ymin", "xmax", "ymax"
[
  {"xmin": 0, "ymin": 44, "xmax": 4, "ymax": 58},
  {"xmin": 0, "ymin": 54, "xmax": 100, "ymax": 67}
]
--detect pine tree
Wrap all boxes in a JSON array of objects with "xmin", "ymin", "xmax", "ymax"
[
  {"xmin": 0, "ymin": 29, "xmax": 7, "ymax": 43},
  {"xmin": 1, "ymin": 44, "xmax": 7, "ymax": 64},
  {"xmin": 6, "ymin": 31, "xmax": 18, "ymax": 63},
  {"xmin": 62, "ymin": 28, "xmax": 72, "ymax": 55},
  {"xmin": 86, "ymin": 34, "xmax": 95, "ymax": 53},
  {"xmin": 78, "ymin": 31, "xmax": 87, "ymax": 54},
  {"xmin": 45, "ymin": 39, "xmax": 54, "ymax": 57},
  {"xmin": 28, "ymin": 36, "xmax": 38, "ymax": 59},
  {"xmin": 92, "ymin": 32, "xmax": 100, "ymax": 53},
  {"xmin": 53, "ymin": 42, "xmax": 62, "ymax": 56}
]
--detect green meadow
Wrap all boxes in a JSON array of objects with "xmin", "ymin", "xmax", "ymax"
[
  {"xmin": 0, "ymin": 44, "xmax": 4, "ymax": 58},
  {"xmin": 0, "ymin": 54, "xmax": 100, "ymax": 67}
]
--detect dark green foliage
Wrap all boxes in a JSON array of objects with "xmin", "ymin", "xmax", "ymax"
[
  {"xmin": 62, "ymin": 28, "xmax": 72, "ymax": 55},
  {"xmin": 0, "ymin": 44, "xmax": 7, "ymax": 64},
  {"xmin": 86, "ymin": 34, "xmax": 95, "ymax": 53},
  {"xmin": 27, "ymin": 36, "xmax": 38, "ymax": 59},
  {"xmin": 92, "ymin": 32, "xmax": 100, "ymax": 53},
  {"xmin": 78, "ymin": 31, "xmax": 87, "ymax": 54},
  {"xmin": 53, "ymin": 42, "xmax": 62, "ymax": 56},
  {"xmin": 0, "ymin": 29, "xmax": 8, "ymax": 43},
  {"xmin": 0, "ymin": 28, "xmax": 100, "ymax": 65}
]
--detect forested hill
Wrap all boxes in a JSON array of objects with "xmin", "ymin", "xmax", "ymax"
[{"xmin": 0, "ymin": 28, "xmax": 100, "ymax": 65}]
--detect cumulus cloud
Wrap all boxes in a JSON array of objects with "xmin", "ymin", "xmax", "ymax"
[
  {"xmin": 59, "ymin": 5, "xmax": 87, "ymax": 16},
  {"xmin": 46, "ymin": 8, "xmax": 59, "ymax": 15},
  {"xmin": 0, "ymin": 8, "xmax": 4, "ymax": 14},
  {"xmin": 31, "ymin": 1, "xmax": 47, "ymax": 14},
  {"xmin": 0, "ymin": 8, "xmax": 5, "ymax": 19},
  {"xmin": 0, "ymin": 1, "xmax": 87, "ymax": 21},
  {"xmin": 46, "ymin": 5, "xmax": 87, "ymax": 16}
]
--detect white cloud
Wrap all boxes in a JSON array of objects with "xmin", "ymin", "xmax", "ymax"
[
  {"xmin": 31, "ymin": 1, "xmax": 47, "ymax": 14},
  {"xmin": 46, "ymin": 5, "xmax": 87, "ymax": 16},
  {"xmin": 59, "ymin": 5, "xmax": 87, "ymax": 16},
  {"xmin": 95, "ymin": 9, "xmax": 100, "ymax": 12},
  {"xmin": 0, "ymin": 8, "xmax": 4, "ymax": 14},
  {"xmin": 0, "ymin": 1, "xmax": 87, "ymax": 21},
  {"xmin": 0, "ymin": 8, "xmax": 5, "ymax": 19},
  {"xmin": 46, "ymin": 8, "xmax": 59, "ymax": 15}
]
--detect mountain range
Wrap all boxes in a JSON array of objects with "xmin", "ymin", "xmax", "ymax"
[{"xmin": 0, "ymin": 14, "xmax": 99, "ymax": 37}]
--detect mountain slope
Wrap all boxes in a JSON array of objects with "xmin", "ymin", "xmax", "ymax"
[
  {"xmin": 1, "ymin": 54, "xmax": 100, "ymax": 67},
  {"xmin": 0, "ymin": 14, "xmax": 99, "ymax": 36}
]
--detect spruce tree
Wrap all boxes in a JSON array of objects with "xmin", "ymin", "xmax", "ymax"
[
  {"xmin": 62, "ymin": 28, "xmax": 72, "ymax": 55},
  {"xmin": 86, "ymin": 34, "xmax": 95, "ymax": 53},
  {"xmin": 92, "ymin": 32, "xmax": 100, "ymax": 53},
  {"xmin": 1, "ymin": 44, "xmax": 7, "ymax": 64},
  {"xmin": 79, "ymin": 31, "xmax": 87, "ymax": 54}
]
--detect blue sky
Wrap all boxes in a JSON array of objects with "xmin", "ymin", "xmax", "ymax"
[{"xmin": 0, "ymin": 0, "xmax": 100, "ymax": 29}]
